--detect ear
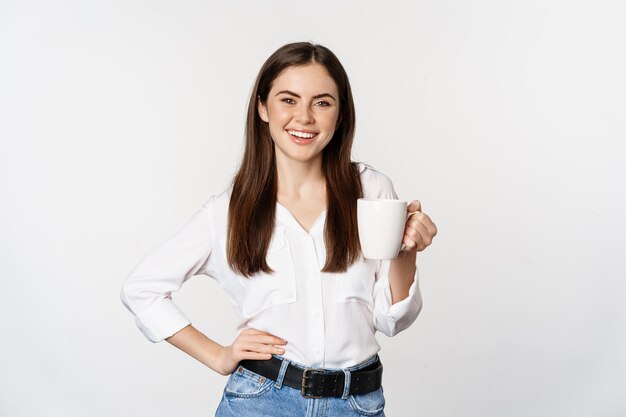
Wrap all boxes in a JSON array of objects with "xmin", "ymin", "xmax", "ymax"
[{"xmin": 257, "ymin": 95, "xmax": 269, "ymax": 123}]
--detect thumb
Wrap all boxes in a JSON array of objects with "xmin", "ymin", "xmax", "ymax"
[{"xmin": 408, "ymin": 200, "xmax": 422, "ymax": 213}]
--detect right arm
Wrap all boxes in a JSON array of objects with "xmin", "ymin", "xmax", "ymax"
[
  {"xmin": 166, "ymin": 325, "xmax": 287, "ymax": 376},
  {"xmin": 121, "ymin": 199, "xmax": 287, "ymax": 375}
]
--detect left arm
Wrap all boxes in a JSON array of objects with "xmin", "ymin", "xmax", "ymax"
[
  {"xmin": 388, "ymin": 250, "xmax": 418, "ymax": 304},
  {"xmin": 388, "ymin": 200, "xmax": 437, "ymax": 305}
]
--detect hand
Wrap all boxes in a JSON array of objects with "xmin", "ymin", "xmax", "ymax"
[
  {"xmin": 401, "ymin": 200, "xmax": 437, "ymax": 253},
  {"xmin": 214, "ymin": 328, "xmax": 288, "ymax": 376}
]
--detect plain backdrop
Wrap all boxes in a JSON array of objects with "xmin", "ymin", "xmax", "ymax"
[{"xmin": 1, "ymin": 0, "xmax": 625, "ymax": 416}]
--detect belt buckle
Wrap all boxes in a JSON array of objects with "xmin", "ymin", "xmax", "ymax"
[{"xmin": 301, "ymin": 368, "xmax": 324, "ymax": 399}]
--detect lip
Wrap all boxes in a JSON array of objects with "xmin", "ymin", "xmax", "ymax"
[
  {"xmin": 286, "ymin": 130, "xmax": 317, "ymax": 145},
  {"xmin": 286, "ymin": 128, "xmax": 318, "ymax": 134},
  {"xmin": 285, "ymin": 129, "xmax": 319, "ymax": 146},
  {"xmin": 291, "ymin": 136, "xmax": 315, "ymax": 145}
]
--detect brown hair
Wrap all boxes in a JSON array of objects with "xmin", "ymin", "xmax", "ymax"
[{"xmin": 227, "ymin": 41, "xmax": 362, "ymax": 277}]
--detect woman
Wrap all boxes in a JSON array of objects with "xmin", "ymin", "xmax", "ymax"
[{"xmin": 120, "ymin": 41, "xmax": 437, "ymax": 417}]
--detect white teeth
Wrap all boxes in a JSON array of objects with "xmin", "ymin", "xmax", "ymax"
[{"xmin": 287, "ymin": 130, "xmax": 316, "ymax": 139}]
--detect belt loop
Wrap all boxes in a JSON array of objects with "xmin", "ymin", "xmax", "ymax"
[
  {"xmin": 274, "ymin": 357, "xmax": 290, "ymax": 389},
  {"xmin": 341, "ymin": 368, "xmax": 351, "ymax": 399}
]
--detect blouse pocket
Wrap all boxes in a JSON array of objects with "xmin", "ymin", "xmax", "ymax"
[
  {"xmin": 333, "ymin": 255, "xmax": 378, "ymax": 312},
  {"xmin": 220, "ymin": 225, "xmax": 297, "ymax": 318}
]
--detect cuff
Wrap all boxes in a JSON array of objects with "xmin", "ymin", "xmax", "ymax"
[
  {"xmin": 134, "ymin": 296, "xmax": 192, "ymax": 343},
  {"xmin": 379, "ymin": 267, "xmax": 421, "ymax": 322}
]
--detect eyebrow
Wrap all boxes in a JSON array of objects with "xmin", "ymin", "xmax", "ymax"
[{"xmin": 275, "ymin": 90, "xmax": 336, "ymax": 101}]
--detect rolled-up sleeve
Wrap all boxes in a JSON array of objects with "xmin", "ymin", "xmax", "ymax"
[
  {"xmin": 372, "ymin": 258, "xmax": 423, "ymax": 337},
  {"xmin": 120, "ymin": 199, "xmax": 214, "ymax": 342}
]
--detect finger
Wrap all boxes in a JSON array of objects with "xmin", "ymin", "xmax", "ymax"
[
  {"xmin": 247, "ymin": 342, "xmax": 286, "ymax": 355},
  {"xmin": 239, "ymin": 342, "xmax": 286, "ymax": 355},
  {"xmin": 407, "ymin": 200, "xmax": 422, "ymax": 213},
  {"xmin": 404, "ymin": 220, "xmax": 434, "ymax": 250},
  {"xmin": 402, "ymin": 234, "xmax": 418, "ymax": 250},
  {"xmin": 403, "ymin": 231, "xmax": 420, "ymax": 251},
  {"xmin": 413, "ymin": 220, "xmax": 434, "ymax": 248},
  {"xmin": 407, "ymin": 210, "xmax": 428, "ymax": 224},
  {"xmin": 405, "ymin": 214, "xmax": 425, "ymax": 231},
  {"xmin": 410, "ymin": 213, "xmax": 437, "ymax": 238},
  {"xmin": 407, "ymin": 214, "xmax": 437, "ymax": 239},
  {"xmin": 239, "ymin": 335, "xmax": 287, "ymax": 353},
  {"xmin": 421, "ymin": 215, "xmax": 438, "ymax": 237},
  {"xmin": 241, "ymin": 352, "xmax": 274, "ymax": 360},
  {"xmin": 403, "ymin": 229, "xmax": 422, "ymax": 249},
  {"xmin": 404, "ymin": 224, "xmax": 422, "ymax": 241}
]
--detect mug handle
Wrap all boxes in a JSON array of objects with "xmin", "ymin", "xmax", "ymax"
[{"xmin": 399, "ymin": 210, "xmax": 420, "ymax": 252}]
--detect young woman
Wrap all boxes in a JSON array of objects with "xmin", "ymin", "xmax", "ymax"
[{"xmin": 121, "ymin": 41, "xmax": 437, "ymax": 417}]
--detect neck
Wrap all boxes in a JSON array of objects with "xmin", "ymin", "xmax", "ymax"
[{"xmin": 275, "ymin": 153, "xmax": 326, "ymax": 200}]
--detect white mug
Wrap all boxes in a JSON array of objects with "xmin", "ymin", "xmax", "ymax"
[{"xmin": 357, "ymin": 198, "xmax": 417, "ymax": 260}]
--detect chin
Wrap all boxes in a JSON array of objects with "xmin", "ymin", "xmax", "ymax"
[
  {"xmin": 279, "ymin": 149, "xmax": 322, "ymax": 163},
  {"xmin": 291, "ymin": 153, "xmax": 322, "ymax": 163}
]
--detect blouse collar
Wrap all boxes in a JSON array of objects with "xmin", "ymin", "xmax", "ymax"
[{"xmin": 274, "ymin": 162, "xmax": 366, "ymax": 235}]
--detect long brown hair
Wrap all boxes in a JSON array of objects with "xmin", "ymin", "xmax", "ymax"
[{"xmin": 227, "ymin": 41, "xmax": 362, "ymax": 277}]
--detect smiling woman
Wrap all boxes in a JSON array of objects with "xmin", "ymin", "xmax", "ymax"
[{"xmin": 120, "ymin": 41, "xmax": 434, "ymax": 417}]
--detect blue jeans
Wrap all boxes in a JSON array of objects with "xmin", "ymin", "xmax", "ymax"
[{"xmin": 214, "ymin": 353, "xmax": 386, "ymax": 417}]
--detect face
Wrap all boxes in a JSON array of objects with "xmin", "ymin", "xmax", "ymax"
[{"xmin": 258, "ymin": 63, "xmax": 340, "ymax": 166}]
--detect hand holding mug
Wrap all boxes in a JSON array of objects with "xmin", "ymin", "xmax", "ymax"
[{"xmin": 400, "ymin": 200, "xmax": 438, "ymax": 253}]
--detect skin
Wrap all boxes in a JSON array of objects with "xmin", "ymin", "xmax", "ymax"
[
  {"xmin": 166, "ymin": 63, "xmax": 437, "ymax": 376},
  {"xmin": 258, "ymin": 62, "xmax": 340, "ymax": 183},
  {"xmin": 166, "ymin": 325, "xmax": 287, "ymax": 376},
  {"xmin": 389, "ymin": 200, "xmax": 438, "ymax": 304},
  {"xmin": 258, "ymin": 62, "xmax": 340, "ymax": 231}
]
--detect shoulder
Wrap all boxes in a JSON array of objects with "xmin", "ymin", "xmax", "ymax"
[
  {"xmin": 202, "ymin": 184, "xmax": 232, "ymax": 211},
  {"xmin": 354, "ymin": 161, "xmax": 398, "ymax": 199},
  {"xmin": 198, "ymin": 184, "xmax": 232, "ymax": 236}
]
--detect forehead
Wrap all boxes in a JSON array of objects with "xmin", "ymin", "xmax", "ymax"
[{"xmin": 270, "ymin": 63, "xmax": 338, "ymax": 95}]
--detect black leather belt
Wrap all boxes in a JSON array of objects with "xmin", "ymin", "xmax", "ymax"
[{"xmin": 238, "ymin": 355, "xmax": 383, "ymax": 398}]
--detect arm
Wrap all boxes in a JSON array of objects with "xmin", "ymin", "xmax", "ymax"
[
  {"xmin": 167, "ymin": 325, "xmax": 288, "ymax": 376},
  {"xmin": 120, "ymin": 200, "xmax": 214, "ymax": 343},
  {"xmin": 121, "ymin": 198, "xmax": 288, "ymax": 375},
  {"xmin": 165, "ymin": 324, "xmax": 225, "ymax": 374},
  {"xmin": 369, "ymin": 170, "xmax": 424, "ymax": 336},
  {"xmin": 372, "ymin": 255, "xmax": 423, "ymax": 337},
  {"xmin": 388, "ymin": 250, "xmax": 418, "ymax": 304}
]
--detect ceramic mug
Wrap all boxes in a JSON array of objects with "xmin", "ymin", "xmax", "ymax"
[{"xmin": 357, "ymin": 198, "xmax": 418, "ymax": 259}]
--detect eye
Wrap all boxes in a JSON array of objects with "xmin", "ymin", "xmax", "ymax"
[
  {"xmin": 316, "ymin": 101, "xmax": 331, "ymax": 107},
  {"xmin": 281, "ymin": 98, "xmax": 295, "ymax": 104}
]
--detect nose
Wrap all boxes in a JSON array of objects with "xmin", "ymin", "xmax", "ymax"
[{"xmin": 295, "ymin": 104, "xmax": 314, "ymax": 124}]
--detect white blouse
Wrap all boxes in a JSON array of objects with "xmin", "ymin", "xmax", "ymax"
[{"xmin": 120, "ymin": 162, "xmax": 423, "ymax": 369}]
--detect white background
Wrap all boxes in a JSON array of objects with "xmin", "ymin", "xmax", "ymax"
[{"xmin": 1, "ymin": 0, "xmax": 625, "ymax": 416}]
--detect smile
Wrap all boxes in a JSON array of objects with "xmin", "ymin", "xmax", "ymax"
[{"xmin": 286, "ymin": 129, "xmax": 318, "ymax": 139}]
